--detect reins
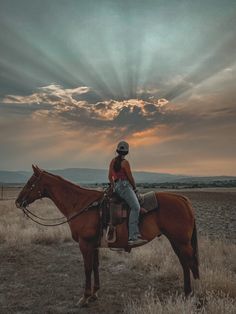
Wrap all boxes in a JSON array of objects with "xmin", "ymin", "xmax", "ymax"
[
  {"xmin": 21, "ymin": 198, "xmax": 103, "ymax": 227},
  {"xmin": 22, "ymin": 206, "xmax": 65, "ymax": 221}
]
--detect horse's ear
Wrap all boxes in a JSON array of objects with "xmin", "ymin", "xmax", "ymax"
[
  {"xmin": 32, "ymin": 164, "xmax": 37, "ymax": 172},
  {"xmin": 32, "ymin": 164, "xmax": 41, "ymax": 176},
  {"xmin": 36, "ymin": 165, "xmax": 43, "ymax": 172}
]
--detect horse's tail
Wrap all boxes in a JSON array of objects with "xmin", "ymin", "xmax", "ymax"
[{"xmin": 190, "ymin": 220, "xmax": 200, "ymax": 279}]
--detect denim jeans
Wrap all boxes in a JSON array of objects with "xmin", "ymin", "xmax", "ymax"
[{"xmin": 114, "ymin": 180, "xmax": 140, "ymax": 240}]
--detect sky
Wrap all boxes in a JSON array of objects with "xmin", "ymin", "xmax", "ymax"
[{"xmin": 0, "ymin": 0, "xmax": 236, "ymax": 175}]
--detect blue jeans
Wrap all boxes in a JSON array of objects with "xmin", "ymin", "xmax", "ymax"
[{"xmin": 114, "ymin": 180, "xmax": 140, "ymax": 240}]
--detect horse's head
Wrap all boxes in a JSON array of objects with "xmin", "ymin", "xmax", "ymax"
[{"xmin": 15, "ymin": 165, "xmax": 46, "ymax": 209}]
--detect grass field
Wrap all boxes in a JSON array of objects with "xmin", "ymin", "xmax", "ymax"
[{"xmin": 0, "ymin": 187, "xmax": 235, "ymax": 313}]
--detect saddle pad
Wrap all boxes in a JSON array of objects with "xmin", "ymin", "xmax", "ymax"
[{"xmin": 139, "ymin": 191, "xmax": 158, "ymax": 212}]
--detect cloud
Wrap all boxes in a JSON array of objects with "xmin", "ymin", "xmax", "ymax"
[
  {"xmin": 2, "ymin": 81, "xmax": 235, "ymax": 141},
  {"xmin": 1, "ymin": 80, "xmax": 236, "ymax": 175},
  {"xmin": 3, "ymin": 84, "xmax": 91, "ymax": 105},
  {"xmin": 2, "ymin": 84, "xmax": 171, "ymax": 136}
]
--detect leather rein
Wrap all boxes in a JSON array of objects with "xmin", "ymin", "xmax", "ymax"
[
  {"xmin": 21, "ymin": 200, "xmax": 102, "ymax": 227},
  {"xmin": 19, "ymin": 172, "xmax": 107, "ymax": 227}
]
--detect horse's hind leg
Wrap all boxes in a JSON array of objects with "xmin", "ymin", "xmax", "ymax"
[
  {"xmin": 190, "ymin": 221, "xmax": 200, "ymax": 279},
  {"xmin": 169, "ymin": 240, "xmax": 192, "ymax": 296},
  {"xmin": 90, "ymin": 248, "xmax": 99, "ymax": 301}
]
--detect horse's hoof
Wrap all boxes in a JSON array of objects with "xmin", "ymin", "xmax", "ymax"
[
  {"xmin": 77, "ymin": 296, "xmax": 90, "ymax": 307},
  {"xmin": 89, "ymin": 292, "xmax": 98, "ymax": 302},
  {"xmin": 185, "ymin": 291, "xmax": 194, "ymax": 298}
]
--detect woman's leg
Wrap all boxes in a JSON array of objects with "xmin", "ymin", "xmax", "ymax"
[{"xmin": 117, "ymin": 183, "xmax": 140, "ymax": 240}]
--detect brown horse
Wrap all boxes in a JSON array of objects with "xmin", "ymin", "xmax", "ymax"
[{"xmin": 15, "ymin": 165, "xmax": 199, "ymax": 306}]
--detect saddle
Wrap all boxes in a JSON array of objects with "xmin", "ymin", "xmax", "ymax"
[
  {"xmin": 100, "ymin": 190, "xmax": 158, "ymax": 245},
  {"xmin": 107, "ymin": 192, "xmax": 129, "ymax": 225}
]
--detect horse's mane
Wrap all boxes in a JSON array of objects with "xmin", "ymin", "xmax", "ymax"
[{"xmin": 42, "ymin": 170, "xmax": 104, "ymax": 195}]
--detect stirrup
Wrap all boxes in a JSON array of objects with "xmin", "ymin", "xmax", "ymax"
[
  {"xmin": 106, "ymin": 225, "xmax": 117, "ymax": 243},
  {"xmin": 109, "ymin": 248, "xmax": 124, "ymax": 252}
]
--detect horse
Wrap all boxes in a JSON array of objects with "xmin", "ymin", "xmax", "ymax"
[{"xmin": 15, "ymin": 165, "xmax": 200, "ymax": 306}]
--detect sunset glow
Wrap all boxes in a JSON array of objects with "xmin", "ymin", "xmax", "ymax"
[{"xmin": 0, "ymin": 0, "xmax": 236, "ymax": 175}]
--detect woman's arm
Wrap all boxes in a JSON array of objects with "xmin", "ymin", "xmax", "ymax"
[
  {"xmin": 122, "ymin": 160, "xmax": 136, "ymax": 190},
  {"xmin": 108, "ymin": 159, "xmax": 114, "ymax": 188}
]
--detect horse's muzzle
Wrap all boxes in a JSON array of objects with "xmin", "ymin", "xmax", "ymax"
[
  {"xmin": 15, "ymin": 200, "xmax": 21, "ymax": 208},
  {"xmin": 15, "ymin": 199, "xmax": 27, "ymax": 208}
]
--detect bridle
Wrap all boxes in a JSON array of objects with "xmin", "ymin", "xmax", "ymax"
[
  {"xmin": 19, "ymin": 173, "xmax": 109, "ymax": 227},
  {"xmin": 20, "ymin": 172, "xmax": 44, "ymax": 208}
]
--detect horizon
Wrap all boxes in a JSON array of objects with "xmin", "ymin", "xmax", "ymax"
[
  {"xmin": 0, "ymin": 166, "xmax": 235, "ymax": 178},
  {"xmin": 1, "ymin": 0, "xmax": 236, "ymax": 176}
]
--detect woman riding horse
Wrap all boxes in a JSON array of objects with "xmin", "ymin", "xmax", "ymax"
[
  {"xmin": 15, "ymin": 165, "xmax": 199, "ymax": 306},
  {"xmin": 109, "ymin": 141, "xmax": 147, "ymax": 246}
]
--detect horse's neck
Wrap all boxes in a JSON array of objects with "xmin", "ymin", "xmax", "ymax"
[{"xmin": 44, "ymin": 175, "xmax": 102, "ymax": 217}]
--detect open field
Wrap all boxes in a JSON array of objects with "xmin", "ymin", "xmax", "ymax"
[{"xmin": 0, "ymin": 187, "xmax": 235, "ymax": 313}]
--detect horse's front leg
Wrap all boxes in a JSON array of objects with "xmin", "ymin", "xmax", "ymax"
[
  {"xmin": 90, "ymin": 248, "xmax": 100, "ymax": 301},
  {"xmin": 78, "ymin": 238, "xmax": 94, "ymax": 307}
]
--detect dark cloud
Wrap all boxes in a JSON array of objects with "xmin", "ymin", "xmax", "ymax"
[
  {"xmin": 94, "ymin": 102, "xmax": 106, "ymax": 110},
  {"xmin": 144, "ymin": 103, "xmax": 158, "ymax": 113},
  {"xmin": 72, "ymin": 90, "xmax": 103, "ymax": 103},
  {"xmin": 2, "ymin": 82, "xmax": 236, "ymax": 142}
]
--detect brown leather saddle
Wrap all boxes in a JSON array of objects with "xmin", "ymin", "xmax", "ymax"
[
  {"xmin": 101, "ymin": 192, "xmax": 130, "ymax": 229},
  {"xmin": 99, "ymin": 192, "xmax": 130, "ymax": 245}
]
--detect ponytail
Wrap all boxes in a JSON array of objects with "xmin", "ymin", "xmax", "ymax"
[{"xmin": 113, "ymin": 154, "xmax": 123, "ymax": 172}]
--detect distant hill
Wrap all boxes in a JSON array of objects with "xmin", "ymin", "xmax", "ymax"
[
  {"xmin": 0, "ymin": 168, "xmax": 235, "ymax": 185},
  {"xmin": 0, "ymin": 171, "xmax": 30, "ymax": 184}
]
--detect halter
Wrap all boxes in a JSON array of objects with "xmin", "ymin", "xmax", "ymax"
[
  {"xmin": 20, "ymin": 172, "xmax": 44, "ymax": 207},
  {"xmin": 19, "ymin": 171, "xmax": 64, "ymax": 224}
]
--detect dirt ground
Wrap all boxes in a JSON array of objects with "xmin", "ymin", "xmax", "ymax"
[
  {"xmin": 0, "ymin": 188, "xmax": 235, "ymax": 313},
  {"xmin": 0, "ymin": 242, "xmax": 183, "ymax": 314},
  {"xmin": 174, "ymin": 188, "xmax": 236, "ymax": 241}
]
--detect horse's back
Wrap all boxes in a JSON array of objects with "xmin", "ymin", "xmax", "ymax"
[{"xmin": 155, "ymin": 192, "xmax": 195, "ymax": 242}]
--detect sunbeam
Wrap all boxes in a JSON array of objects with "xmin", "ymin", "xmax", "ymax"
[{"xmin": 0, "ymin": 0, "xmax": 236, "ymax": 174}]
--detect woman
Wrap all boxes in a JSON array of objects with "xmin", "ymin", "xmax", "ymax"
[{"xmin": 108, "ymin": 141, "xmax": 147, "ymax": 246}]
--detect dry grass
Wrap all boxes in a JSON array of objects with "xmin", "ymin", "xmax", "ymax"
[
  {"xmin": 101, "ymin": 236, "xmax": 236, "ymax": 295},
  {"xmin": 0, "ymin": 190, "xmax": 235, "ymax": 313},
  {"xmin": 124, "ymin": 290, "xmax": 236, "ymax": 314},
  {"xmin": 101, "ymin": 233, "xmax": 236, "ymax": 313},
  {"xmin": 0, "ymin": 198, "xmax": 71, "ymax": 247}
]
